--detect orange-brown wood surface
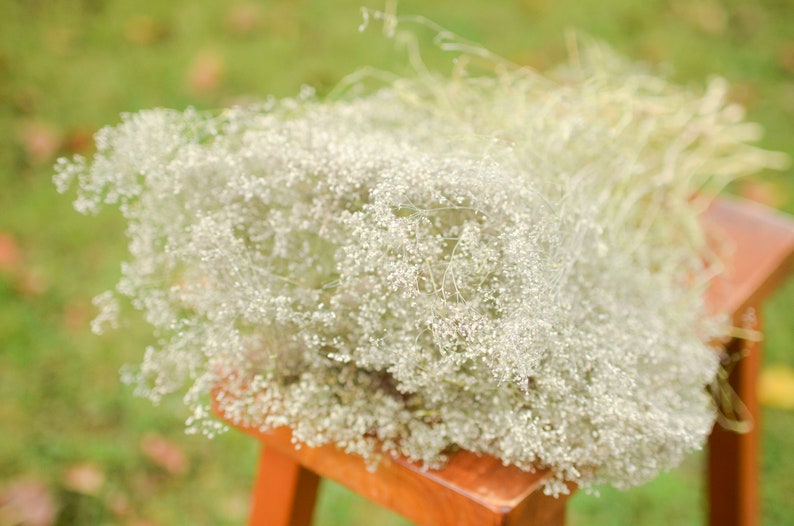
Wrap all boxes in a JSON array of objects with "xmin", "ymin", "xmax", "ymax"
[
  {"xmin": 249, "ymin": 444, "xmax": 320, "ymax": 526},
  {"xmin": 703, "ymin": 198, "xmax": 794, "ymax": 317},
  {"xmin": 226, "ymin": 424, "xmax": 569, "ymax": 526},
  {"xmin": 216, "ymin": 197, "xmax": 794, "ymax": 526},
  {"xmin": 708, "ymin": 320, "xmax": 762, "ymax": 526},
  {"xmin": 702, "ymin": 198, "xmax": 794, "ymax": 526}
]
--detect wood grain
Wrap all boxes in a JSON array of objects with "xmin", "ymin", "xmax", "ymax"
[
  {"xmin": 703, "ymin": 198, "xmax": 794, "ymax": 317},
  {"xmin": 702, "ymin": 198, "xmax": 794, "ymax": 526},
  {"xmin": 224, "ymin": 424, "xmax": 569, "ymax": 526}
]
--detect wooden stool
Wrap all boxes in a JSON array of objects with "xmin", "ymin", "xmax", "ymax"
[
  {"xmin": 703, "ymin": 198, "xmax": 794, "ymax": 526},
  {"xmin": 218, "ymin": 197, "xmax": 794, "ymax": 526}
]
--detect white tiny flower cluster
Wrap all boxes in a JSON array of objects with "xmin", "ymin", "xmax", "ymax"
[{"xmin": 55, "ymin": 42, "xmax": 781, "ymax": 493}]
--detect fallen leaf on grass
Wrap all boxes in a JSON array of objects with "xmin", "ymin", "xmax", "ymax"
[
  {"xmin": 225, "ymin": 3, "xmax": 263, "ymax": 36},
  {"xmin": 15, "ymin": 267, "xmax": 50, "ymax": 298},
  {"xmin": 64, "ymin": 126, "xmax": 95, "ymax": 155},
  {"xmin": 0, "ymin": 234, "xmax": 49, "ymax": 297},
  {"xmin": 62, "ymin": 462, "xmax": 106, "ymax": 496},
  {"xmin": 105, "ymin": 491, "xmax": 131, "ymax": 518},
  {"xmin": 185, "ymin": 50, "xmax": 225, "ymax": 95},
  {"xmin": 140, "ymin": 433, "xmax": 189, "ymax": 476},
  {"xmin": 18, "ymin": 121, "xmax": 62, "ymax": 165},
  {"xmin": 0, "ymin": 478, "xmax": 59, "ymax": 526},
  {"xmin": 0, "ymin": 232, "xmax": 21, "ymax": 274},
  {"xmin": 760, "ymin": 364, "xmax": 794, "ymax": 410}
]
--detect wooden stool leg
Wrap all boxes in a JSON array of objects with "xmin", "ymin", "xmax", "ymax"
[
  {"xmin": 249, "ymin": 443, "xmax": 321, "ymax": 526},
  {"xmin": 708, "ymin": 308, "xmax": 762, "ymax": 526}
]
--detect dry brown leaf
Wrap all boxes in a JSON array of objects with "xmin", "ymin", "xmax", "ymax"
[
  {"xmin": 104, "ymin": 491, "xmax": 131, "ymax": 518},
  {"xmin": 64, "ymin": 126, "xmax": 95, "ymax": 155},
  {"xmin": 225, "ymin": 3, "xmax": 263, "ymax": 36},
  {"xmin": 0, "ymin": 478, "xmax": 59, "ymax": 526},
  {"xmin": 18, "ymin": 121, "xmax": 62, "ymax": 165},
  {"xmin": 62, "ymin": 462, "xmax": 106, "ymax": 496},
  {"xmin": 185, "ymin": 50, "xmax": 225, "ymax": 95},
  {"xmin": 140, "ymin": 433, "xmax": 189, "ymax": 476},
  {"xmin": 0, "ymin": 233, "xmax": 21, "ymax": 274},
  {"xmin": 16, "ymin": 267, "xmax": 49, "ymax": 298}
]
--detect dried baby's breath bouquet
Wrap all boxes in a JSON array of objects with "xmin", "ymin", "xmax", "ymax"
[{"xmin": 55, "ymin": 22, "xmax": 783, "ymax": 493}]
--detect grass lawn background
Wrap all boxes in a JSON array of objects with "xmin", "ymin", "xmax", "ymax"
[{"xmin": 1, "ymin": 1, "xmax": 793, "ymax": 524}]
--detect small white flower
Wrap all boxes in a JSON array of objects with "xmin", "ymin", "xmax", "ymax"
[{"xmin": 56, "ymin": 34, "xmax": 783, "ymax": 492}]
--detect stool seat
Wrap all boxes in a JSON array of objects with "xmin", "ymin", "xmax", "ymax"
[
  {"xmin": 216, "ymin": 197, "xmax": 794, "ymax": 526},
  {"xmin": 223, "ymin": 424, "xmax": 569, "ymax": 526}
]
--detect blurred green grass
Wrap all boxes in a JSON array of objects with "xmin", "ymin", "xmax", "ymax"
[{"xmin": 1, "ymin": 0, "xmax": 793, "ymax": 525}]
